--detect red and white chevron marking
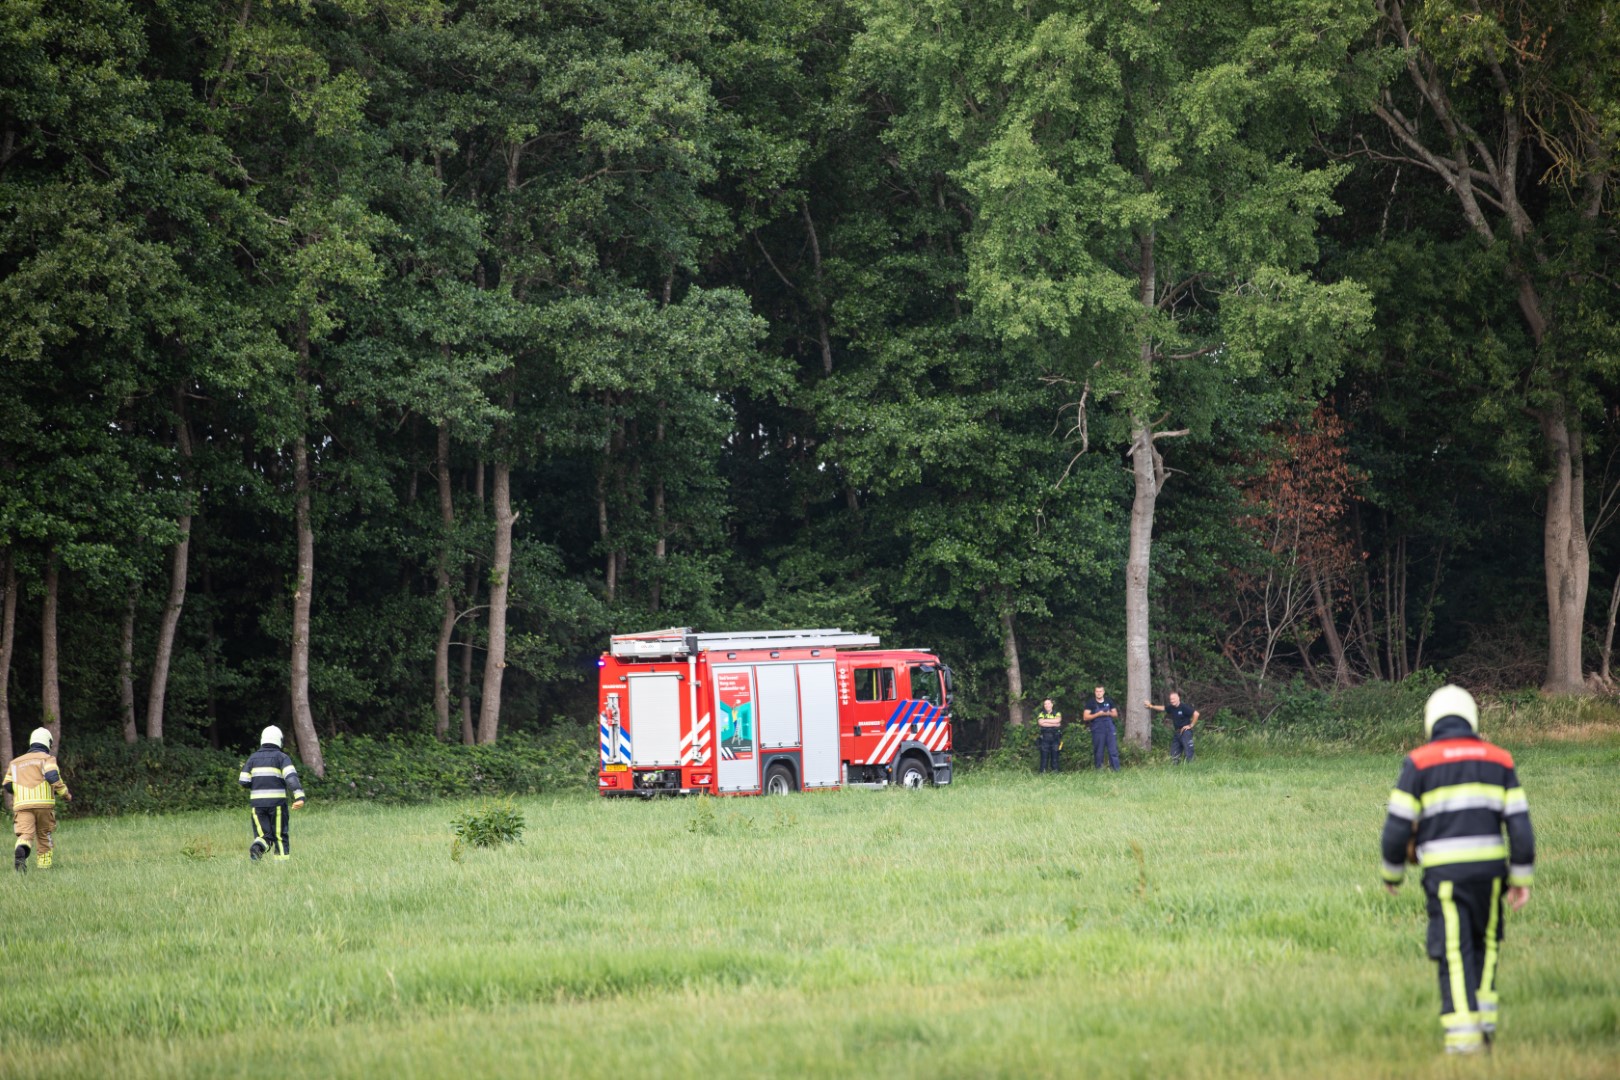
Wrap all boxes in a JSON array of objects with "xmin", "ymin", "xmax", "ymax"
[
  {"xmin": 864, "ymin": 718, "xmax": 951, "ymax": 764},
  {"xmin": 681, "ymin": 711, "xmax": 712, "ymax": 765}
]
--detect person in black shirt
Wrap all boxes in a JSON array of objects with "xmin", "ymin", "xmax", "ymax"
[
  {"xmin": 1083, "ymin": 686, "xmax": 1121, "ymax": 771},
  {"xmin": 1144, "ymin": 692, "xmax": 1198, "ymax": 764},
  {"xmin": 1034, "ymin": 698, "xmax": 1063, "ymax": 773}
]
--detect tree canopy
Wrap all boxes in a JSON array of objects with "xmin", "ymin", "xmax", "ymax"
[{"xmin": 1, "ymin": 0, "xmax": 1616, "ymax": 766}]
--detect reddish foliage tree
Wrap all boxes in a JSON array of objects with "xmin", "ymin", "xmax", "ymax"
[{"xmin": 1225, "ymin": 406, "xmax": 1361, "ymax": 691}]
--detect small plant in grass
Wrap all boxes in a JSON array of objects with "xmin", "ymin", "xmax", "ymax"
[
  {"xmin": 180, "ymin": 835, "xmax": 218, "ymax": 861},
  {"xmin": 687, "ymin": 796, "xmax": 721, "ymax": 836},
  {"xmin": 450, "ymin": 798, "xmax": 525, "ymax": 852}
]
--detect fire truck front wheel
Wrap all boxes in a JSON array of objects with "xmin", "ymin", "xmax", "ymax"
[
  {"xmin": 764, "ymin": 763, "xmax": 796, "ymax": 795},
  {"xmin": 894, "ymin": 754, "xmax": 931, "ymax": 789}
]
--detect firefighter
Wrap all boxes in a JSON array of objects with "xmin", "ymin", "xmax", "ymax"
[
  {"xmin": 238, "ymin": 726, "xmax": 306, "ymax": 861},
  {"xmin": 1082, "ymin": 685, "xmax": 1121, "ymax": 772},
  {"xmin": 1035, "ymin": 698, "xmax": 1063, "ymax": 772},
  {"xmin": 1380, "ymin": 684, "xmax": 1534, "ymax": 1055},
  {"xmin": 1144, "ymin": 692, "xmax": 1198, "ymax": 764},
  {"xmin": 4, "ymin": 727, "xmax": 72, "ymax": 872}
]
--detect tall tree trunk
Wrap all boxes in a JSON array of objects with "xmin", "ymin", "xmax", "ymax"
[
  {"xmin": 148, "ymin": 403, "xmax": 193, "ymax": 742},
  {"xmin": 1123, "ymin": 229, "xmax": 1158, "ymax": 752},
  {"xmin": 461, "ymin": 462, "xmax": 482, "ymax": 745},
  {"xmin": 477, "ymin": 460, "xmax": 516, "ymax": 744},
  {"xmin": 1600, "ymin": 563, "xmax": 1619, "ymax": 684},
  {"xmin": 1125, "ymin": 421, "xmax": 1158, "ymax": 751},
  {"xmin": 433, "ymin": 418, "xmax": 455, "ymax": 739},
  {"xmin": 1, "ymin": 553, "xmax": 16, "ymax": 810},
  {"xmin": 999, "ymin": 603, "xmax": 1025, "ymax": 726},
  {"xmin": 1309, "ymin": 570, "xmax": 1351, "ymax": 687},
  {"xmin": 42, "ymin": 548, "xmax": 61, "ymax": 744},
  {"xmin": 120, "ymin": 587, "xmax": 139, "ymax": 743},
  {"xmin": 146, "ymin": 510, "xmax": 190, "ymax": 741},
  {"xmin": 289, "ymin": 329, "xmax": 325, "ymax": 776},
  {"xmin": 1542, "ymin": 408, "xmax": 1590, "ymax": 692}
]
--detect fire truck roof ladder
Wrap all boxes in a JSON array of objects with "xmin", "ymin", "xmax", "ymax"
[{"xmin": 609, "ymin": 627, "xmax": 881, "ymax": 658}]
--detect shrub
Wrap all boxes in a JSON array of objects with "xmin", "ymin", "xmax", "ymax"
[
  {"xmin": 55, "ymin": 736, "xmax": 243, "ymax": 816},
  {"xmin": 318, "ymin": 727, "xmax": 597, "ymax": 804},
  {"xmin": 450, "ymin": 798, "xmax": 526, "ymax": 849},
  {"xmin": 45, "ymin": 726, "xmax": 598, "ymax": 816}
]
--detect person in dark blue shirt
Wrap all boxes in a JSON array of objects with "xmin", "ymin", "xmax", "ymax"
[
  {"xmin": 1082, "ymin": 685, "xmax": 1121, "ymax": 771},
  {"xmin": 1145, "ymin": 692, "xmax": 1199, "ymax": 764}
]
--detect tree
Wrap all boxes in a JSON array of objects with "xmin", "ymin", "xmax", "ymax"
[
  {"xmin": 1361, "ymin": 0, "xmax": 1620, "ymax": 691},
  {"xmin": 861, "ymin": 0, "xmax": 1373, "ymax": 746},
  {"xmin": 1226, "ymin": 407, "xmax": 1360, "ymax": 693}
]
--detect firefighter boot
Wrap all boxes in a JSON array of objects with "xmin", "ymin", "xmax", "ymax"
[
  {"xmin": 37, "ymin": 849, "xmax": 52, "ymax": 869},
  {"xmin": 14, "ymin": 843, "xmax": 29, "ymax": 873},
  {"xmin": 249, "ymin": 838, "xmax": 268, "ymax": 861}
]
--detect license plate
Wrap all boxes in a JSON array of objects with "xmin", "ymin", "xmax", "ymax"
[{"xmin": 603, "ymin": 764, "xmax": 629, "ymax": 773}]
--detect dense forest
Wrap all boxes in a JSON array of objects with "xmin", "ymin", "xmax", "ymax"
[{"xmin": 2, "ymin": 0, "xmax": 1616, "ymax": 776}]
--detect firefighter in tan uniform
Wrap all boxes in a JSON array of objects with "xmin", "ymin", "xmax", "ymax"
[{"xmin": 4, "ymin": 727, "xmax": 73, "ymax": 872}]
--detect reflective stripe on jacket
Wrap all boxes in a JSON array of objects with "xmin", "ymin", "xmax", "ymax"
[
  {"xmin": 238, "ymin": 746, "xmax": 306, "ymax": 803},
  {"xmin": 3, "ymin": 749, "xmax": 68, "ymax": 810},
  {"xmin": 1380, "ymin": 720, "xmax": 1534, "ymax": 887}
]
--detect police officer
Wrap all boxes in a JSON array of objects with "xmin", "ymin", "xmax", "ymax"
[
  {"xmin": 1380, "ymin": 684, "xmax": 1534, "ymax": 1055},
  {"xmin": 238, "ymin": 726, "xmax": 306, "ymax": 861},
  {"xmin": 4, "ymin": 727, "xmax": 72, "ymax": 871},
  {"xmin": 1145, "ymin": 692, "xmax": 1198, "ymax": 764},
  {"xmin": 1083, "ymin": 685, "xmax": 1121, "ymax": 771},
  {"xmin": 1034, "ymin": 698, "xmax": 1063, "ymax": 773}
]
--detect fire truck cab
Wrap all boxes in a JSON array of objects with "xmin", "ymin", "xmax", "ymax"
[{"xmin": 597, "ymin": 628, "xmax": 954, "ymax": 797}]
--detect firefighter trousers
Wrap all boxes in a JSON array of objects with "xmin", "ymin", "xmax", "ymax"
[
  {"xmin": 14, "ymin": 807, "xmax": 56, "ymax": 854},
  {"xmin": 250, "ymin": 802, "xmax": 291, "ymax": 859},
  {"xmin": 1038, "ymin": 727, "xmax": 1061, "ymax": 772},
  {"xmin": 1424, "ymin": 874, "xmax": 1505, "ymax": 1052}
]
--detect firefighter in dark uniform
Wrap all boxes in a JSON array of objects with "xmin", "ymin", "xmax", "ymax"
[
  {"xmin": 1083, "ymin": 685, "xmax": 1121, "ymax": 771},
  {"xmin": 1380, "ymin": 684, "xmax": 1534, "ymax": 1055},
  {"xmin": 238, "ymin": 725, "xmax": 306, "ymax": 861},
  {"xmin": 1035, "ymin": 698, "xmax": 1063, "ymax": 773},
  {"xmin": 1145, "ymin": 692, "xmax": 1198, "ymax": 764}
]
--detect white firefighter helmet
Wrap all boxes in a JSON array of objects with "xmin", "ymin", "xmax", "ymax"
[
  {"xmin": 29, "ymin": 727, "xmax": 52, "ymax": 750},
  {"xmin": 261, "ymin": 725, "xmax": 284, "ymax": 748},
  {"xmin": 1424, "ymin": 684, "xmax": 1479, "ymax": 737}
]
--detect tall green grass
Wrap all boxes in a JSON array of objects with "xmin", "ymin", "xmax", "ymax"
[{"xmin": 4, "ymin": 734, "xmax": 1617, "ymax": 1078}]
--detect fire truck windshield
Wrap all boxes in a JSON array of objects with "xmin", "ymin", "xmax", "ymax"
[{"xmin": 909, "ymin": 664, "xmax": 943, "ymax": 706}]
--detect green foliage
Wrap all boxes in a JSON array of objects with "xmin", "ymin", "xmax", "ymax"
[
  {"xmin": 54, "ymin": 736, "xmax": 244, "ymax": 816},
  {"xmin": 319, "ymin": 730, "xmax": 597, "ymax": 804},
  {"xmin": 46, "ymin": 729, "xmax": 596, "ymax": 815},
  {"xmin": 449, "ymin": 797, "xmax": 525, "ymax": 850},
  {"xmin": 1238, "ymin": 671, "xmax": 1447, "ymax": 749}
]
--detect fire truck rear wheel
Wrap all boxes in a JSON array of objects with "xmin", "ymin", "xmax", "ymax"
[
  {"xmin": 894, "ymin": 755, "xmax": 930, "ymax": 789},
  {"xmin": 764, "ymin": 763, "xmax": 795, "ymax": 795}
]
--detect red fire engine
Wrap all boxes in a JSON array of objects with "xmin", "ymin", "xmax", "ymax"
[{"xmin": 597, "ymin": 627, "xmax": 954, "ymax": 797}]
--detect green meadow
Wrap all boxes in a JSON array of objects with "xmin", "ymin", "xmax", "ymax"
[{"xmin": 5, "ymin": 729, "xmax": 1618, "ymax": 1078}]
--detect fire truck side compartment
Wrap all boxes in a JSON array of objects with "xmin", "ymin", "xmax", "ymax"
[
  {"xmin": 756, "ymin": 663, "xmax": 801, "ymax": 748},
  {"xmin": 798, "ymin": 661, "xmax": 840, "ymax": 788},
  {"xmin": 627, "ymin": 673, "xmax": 683, "ymax": 767}
]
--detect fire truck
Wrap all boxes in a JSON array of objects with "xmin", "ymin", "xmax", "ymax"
[{"xmin": 596, "ymin": 627, "xmax": 954, "ymax": 797}]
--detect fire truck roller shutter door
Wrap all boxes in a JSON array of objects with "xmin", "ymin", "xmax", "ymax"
[
  {"xmin": 627, "ymin": 674, "xmax": 683, "ymax": 767},
  {"xmin": 756, "ymin": 663, "xmax": 801, "ymax": 749},
  {"xmin": 798, "ymin": 661, "xmax": 839, "ymax": 788}
]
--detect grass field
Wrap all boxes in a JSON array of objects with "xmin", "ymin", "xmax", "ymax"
[{"xmin": 4, "ymin": 727, "xmax": 1618, "ymax": 1078}]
